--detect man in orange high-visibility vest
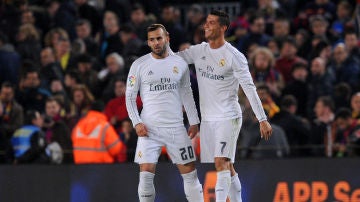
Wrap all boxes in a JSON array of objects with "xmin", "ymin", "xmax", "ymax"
[{"xmin": 72, "ymin": 101, "xmax": 125, "ymax": 164}]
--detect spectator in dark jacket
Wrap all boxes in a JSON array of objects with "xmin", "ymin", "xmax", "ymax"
[
  {"xmin": 309, "ymin": 96, "xmax": 335, "ymax": 157},
  {"xmin": 0, "ymin": 32, "xmax": 21, "ymax": 85},
  {"xmin": 97, "ymin": 11, "xmax": 121, "ymax": 60},
  {"xmin": 240, "ymin": 13, "xmax": 271, "ymax": 53},
  {"xmin": 282, "ymin": 62, "xmax": 310, "ymax": 118},
  {"xmin": 328, "ymin": 43, "xmax": 360, "ymax": 91},
  {"xmin": 271, "ymin": 95, "xmax": 310, "ymax": 156},
  {"xmin": 344, "ymin": 30, "xmax": 360, "ymax": 63},
  {"xmin": 159, "ymin": 4, "xmax": 186, "ymax": 52},
  {"xmin": 0, "ymin": 82, "xmax": 24, "ymax": 139},
  {"xmin": 16, "ymin": 66, "xmax": 52, "ymax": 113},
  {"xmin": 75, "ymin": 54, "xmax": 98, "ymax": 95},
  {"xmin": 126, "ymin": 3, "xmax": 154, "ymax": 42},
  {"xmin": 240, "ymin": 120, "xmax": 289, "ymax": 159},
  {"xmin": 39, "ymin": 47, "xmax": 64, "ymax": 87},
  {"xmin": 15, "ymin": 24, "xmax": 42, "ymax": 64},
  {"xmin": 53, "ymin": 1, "xmax": 78, "ymax": 41},
  {"xmin": 74, "ymin": 0, "xmax": 101, "ymax": 36},
  {"xmin": 75, "ymin": 19, "xmax": 99, "ymax": 58},
  {"xmin": 307, "ymin": 57, "xmax": 334, "ymax": 119},
  {"xmin": 43, "ymin": 97, "xmax": 73, "ymax": 163}
]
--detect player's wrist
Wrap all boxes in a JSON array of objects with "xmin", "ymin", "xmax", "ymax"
[
  {"xmin": 259, "ymin": 116, "xmax": 268, "ymax": 122},
  {"xmin": 134, "ymin": 122, "xmax": 143, "ymax": 128}
]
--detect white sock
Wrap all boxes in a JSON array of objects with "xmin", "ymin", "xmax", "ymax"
[
  {"xmin": 181, "ymin": 169, "xmax": 204, "ymax": 202},
  {"xmin": 229, "ymin": 173, "xmax": 242, "ymax": 202},
  {"xmin": 215, "ymin": 170, "xmax": 231, "ymax": 202},
  {"xmin": 138, "ymin": 171, "xmax": 155, "ymax": 202}
]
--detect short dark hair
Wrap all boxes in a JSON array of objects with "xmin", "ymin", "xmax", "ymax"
[
  {"xmin": 318, "ymin": 96, "xmax": 335, "ymax": 112},
  {"xmin": 256, "ymin": 83, "xmax": 270, "ymax": 93},
  {"xmin": 335, "ymin": 107, "xmax": 352, "ymax": 120},
  {"xmin": 114, "ymin": 76, "xmax": 127, "ymax": 84},
  {"xmin": 334, "ymin": 82, "xmax": 351, "ymax": 98},
  {"xmin": 91, "ymin": 100, "xmax": 105, "ymax": 112},
  {"xmin": 76, "ymin": 19, "xmax": 91, "ymax": 28},
  {"xmin": 248, "ymin": 13, "xmax": 264, "ymax": 24},
  {"xmin": 120, "ymin": 24, "xmax": 135, "ymax": 34},
  {"xmin": 65, "ymin": 70, "xmax": 83, "ymax": 84},
  {"xmin": 344, "ymin": 28, "xmax": 357, "ymax": 38},
  {"xmin": 76, "ymin": 54, "xmax": 92, "ymax": 64},
  {"xmin": 147, "ymin": 24, "xmax": 168, "ymax": 34},
  {"xmin": 25, "ymin": 110, "xmax": 40, "ymax": 125},
  {"xmin": 280, "ymin": 36, "xmax": 297, "ymax": 49},
  {"xmin": 22, "ymin": 61, "xmax": 39, "ymax": 78},
  {"xmin": 132, "ymin": 3, "xmax": 145, "ymax": 12},
  {"xmin": 1, "ymin": 81, "xmax": 14, "ymax": 89},
  {"xmin": 46, "ymin": 96, "xmax": 63, "ymax": 107},
  {"xmin": 291, "ymin": 62, "xmax": 307, "ymax": 73},
  {"xmin": 210, "ymin": 10, "xmax": 230, "ymax": 30},
  {"xmin": 274, "ymin": 17, "xmax": 289, "ymax": 24},
  {"xmin": 281, "ymin": 95, "xmax": 297, "ymax": 109}
]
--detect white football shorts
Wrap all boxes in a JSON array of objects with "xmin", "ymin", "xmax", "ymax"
[
  {"xmin": 200, "ymin": 118, "xmax": 242, "ymax": 163},
  {"xmin": 134, "ymin": 126, "xmax": 196, "ymax": 165}
]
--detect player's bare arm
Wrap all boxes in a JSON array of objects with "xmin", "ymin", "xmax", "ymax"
[
  {"xmin": 135, "ymin": 123, "xmax": 148, "ymax": 137},
  {"xmin": 187, "ymin": 124, "xmax": 199, "ymax": 139},
  {"xmin": 259, "ymin": 120, "xmax": 272, "ymax": 140}
]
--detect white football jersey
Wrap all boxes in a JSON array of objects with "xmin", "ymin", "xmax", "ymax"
[
  {"xmin": 177, "ymin": 42, "xmax": 267, "ymax": 122},
  {"xmin": 126, "ymin": 53, "xmax": 199, "ymax": 127}
]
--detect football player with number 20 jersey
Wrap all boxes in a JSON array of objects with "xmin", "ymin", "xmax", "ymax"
[{"xmin": 126, "ymin": 24, "xmax": 204, "ymax": 202}]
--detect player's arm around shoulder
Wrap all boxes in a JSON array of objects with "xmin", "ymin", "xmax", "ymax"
[{"xmin": 175, "ymin": 43, "xmax": 205, "ymax": 64}]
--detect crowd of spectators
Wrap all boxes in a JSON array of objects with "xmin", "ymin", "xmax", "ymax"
[{"xmin": 0, "ymin": 0, "xmax": 360, "ymax": 164}]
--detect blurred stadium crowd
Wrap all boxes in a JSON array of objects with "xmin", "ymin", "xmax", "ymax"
[{"xmin": 0, "ymin": 0, "xmax": 360, "ymax": 164}]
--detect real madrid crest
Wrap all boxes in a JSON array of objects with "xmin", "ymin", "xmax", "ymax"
[
  {"xmin": 173, "ymin": 66, "xmax": 179, "ymax": 74},
  {"xmin": 219, "ymin": 59, "xmax": 225, "ymax": 67}
]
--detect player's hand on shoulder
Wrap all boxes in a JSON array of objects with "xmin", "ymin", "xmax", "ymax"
[
  {"xmin": 188, "ymin": 124, "xmax": 199, "ymax": 139},
  {"xmin": 259, "ymin": 120, "xmax": 272, "ymax": 140},
  {"xmin": 135, "ymin": 123, "xmax": 148, "ymax": 137}
]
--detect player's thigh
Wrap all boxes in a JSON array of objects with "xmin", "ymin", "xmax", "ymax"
[
  {"xmin": 213, "ymin": 118, "xmax": 242, "ymax": 161},
  {"xmin": 163, "ymin": 126, "xmax": 196, "ymax": 165},
  {"xmin": 200, "ymin": 120, "xmax": 241, "ymax": 162},
  {"xmin": 199, "ymin": 121, "xmax": 217, "ymax": 163},
  {"xmin": 134, "ymin": 131, "xmax": 164, "ymax": 164}
]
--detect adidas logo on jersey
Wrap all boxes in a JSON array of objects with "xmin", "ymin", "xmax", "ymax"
[
  {"xmin": 148, "ymin": 71, "xmax": 154, "ymax": 75},
  {"xmin": 201, "ymin": 56, "xmax": 206, "ymax": 60}
]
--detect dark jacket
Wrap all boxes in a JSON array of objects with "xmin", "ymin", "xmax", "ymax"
[
  {"xmin": 0, "ymin": 48, "xmax": 21, "ymax": 85},
  {"xmin": 0, "ymin": 100, "xmax": 24, "ymax": 139},
  {"xmin": 271, "ymin": 110, "xmax": 310, "ymax": 156},
  {"xmin": 44, "ymin": 118, "xmax": 73, "ymax": 164}
]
